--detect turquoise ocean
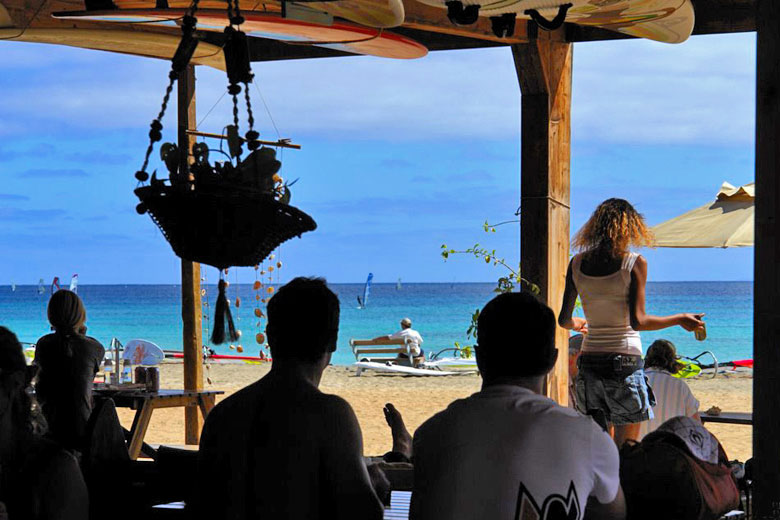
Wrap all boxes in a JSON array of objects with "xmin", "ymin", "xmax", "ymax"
[{"xmin": 0, "ymin": 282, "xmax": 753, "ymax": 366}]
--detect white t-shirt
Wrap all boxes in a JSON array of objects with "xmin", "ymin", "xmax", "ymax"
[
  {"xmin": 639, "ymin": 368, "xmax": 700, "ymax": 440},
  {"xmin": 389, "ymin": 328, "xmax": 423, "ymax": 356},
  {"xmin": 410, "ymin": 385, "xmax": 620, "ymax": 520}
]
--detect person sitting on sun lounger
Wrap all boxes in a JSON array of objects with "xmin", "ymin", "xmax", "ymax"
[
  {"xmin": 386, "ymin": 293, "xmax": 626, "ymax": 520},
  {"xmin": 193, "ymin": 277, "xmax": 385, "ymax": 520},
  {"xmin": 370, "ymin": 318, "xmax": 424, "ymax": 367}
]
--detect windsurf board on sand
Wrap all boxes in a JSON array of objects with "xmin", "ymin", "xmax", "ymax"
[
  {"xmin": 165, "ymin": 351, "xmax": 270, "ymax": 365},
  {"xmin": 110, "ymin": 0, "xmax": 405, "ymax": 29},
  {"xmin": 354, "ymin": 361, "xmax": 461, "ymax": 376},
  {"xmin": 414, "ymin": 0, "xmax": 695, "ymax": 44},
  {"xmin": 53, "ymin": 9, "xmax": 428, "ymax": 59}
]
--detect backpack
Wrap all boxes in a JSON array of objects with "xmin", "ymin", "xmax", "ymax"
[{"xmin": 620, "ymin": 426, "xmax": 739, "ymax": 520}]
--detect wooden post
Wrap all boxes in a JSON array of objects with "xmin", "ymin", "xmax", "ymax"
[
  {"xmin": 512, "ymin": 34, "xmax": 572, "ymax": 405},
  {"xmin": 754, "ymin": 1, "xmax": 780, "ymax": 517},
  {"xmin": 178, "ymin": 64, "xmax": 204, "ymax": 445}
]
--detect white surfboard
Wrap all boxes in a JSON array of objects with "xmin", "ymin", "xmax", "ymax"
[
  {"xmin": 354, "ymin": 361, "xmax": 460, "ymax": 376},
  {"xmin": 123, "ymin": 339, "xmax": 165, "ymax": 365}
]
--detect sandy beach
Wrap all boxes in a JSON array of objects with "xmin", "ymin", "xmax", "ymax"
[{"xmin": 118, "ymin": 363, "xmax": 753, "ymax": 462}]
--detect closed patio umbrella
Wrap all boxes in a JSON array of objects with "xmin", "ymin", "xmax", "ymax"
[{"xmin": 651, "ymin": 182, "xmax": 754, "ymax": 248}]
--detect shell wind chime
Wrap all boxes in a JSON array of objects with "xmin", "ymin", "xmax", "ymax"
[{"xmin": 132, "ymin": 0, "xmax": 316, "ymax": 344}]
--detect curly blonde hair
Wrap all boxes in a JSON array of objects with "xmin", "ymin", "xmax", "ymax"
[{"xmin": 572, "ymin": 198, "xmax": 655, "ymax": 258}]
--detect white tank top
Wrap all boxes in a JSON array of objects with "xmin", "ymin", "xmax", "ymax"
[{"xmin": 572, "ymin": 252, "xmax": 642, "ymax": 356}]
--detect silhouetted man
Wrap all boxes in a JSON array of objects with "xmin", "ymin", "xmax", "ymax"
[
  {"xmin": 407, "ymin": 292, "xmax": 626, "ymax": 520},
  {"xmin": 194, "ymin": 277, "xmax": 384, "ymax": 520}
]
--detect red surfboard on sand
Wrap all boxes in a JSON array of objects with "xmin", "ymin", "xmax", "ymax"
[{"xmin": 166, "ymin": 351, "xmax": 271, "ymax": 364}]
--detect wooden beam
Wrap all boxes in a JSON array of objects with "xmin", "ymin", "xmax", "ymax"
[
  {"xmin": 178, "ymin": 64, "xmax": 204, "ymax": 446},
  {"xmin": 691, "ymin": 0, "xmax": 756, "ymax": 35},
  {"xmin": 512, "ymin": 36, "xmax": 572, "ymax": 405},
  {"xmin": 402, "ymin": 1, "xmax": 531, "ymax": 44},
  {"xmin": 753, "ymin": 0, "xmax": 780, "ymax": 516}
]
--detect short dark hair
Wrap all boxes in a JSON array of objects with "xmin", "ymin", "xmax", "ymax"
[
  {"xmin": 476, "ymin": 292, "xmax": 557, "ymax": 378},
  {"xmin": 266, "ymin": 277, "xmax": 340, "ymax": 363}
]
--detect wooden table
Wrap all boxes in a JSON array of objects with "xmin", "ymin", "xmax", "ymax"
[
  {"xmin": 700, "ymin": 411, "xmax": 753, "ymax": 425},
  {"xmin": 94, "ymin": 388, "xmax": 224, "ymax": 459}
]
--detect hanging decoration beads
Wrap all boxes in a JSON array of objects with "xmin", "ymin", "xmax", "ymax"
[{"xmin": 132, "ymin": 0, "xmax": 316, "ymax": 345}]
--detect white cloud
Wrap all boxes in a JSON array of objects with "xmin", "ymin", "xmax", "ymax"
[{"xmin": 0, "ymin": 31, "xmax": 756, "ymax": 145}]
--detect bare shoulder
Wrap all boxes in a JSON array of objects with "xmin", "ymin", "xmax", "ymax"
[
  {"xmin": 632, "ymin": 255, "xmax": 648, "ymax": 273},
  {"xmin": 315, "ymin": 393, "xmax": 358, "ymax": 419}
]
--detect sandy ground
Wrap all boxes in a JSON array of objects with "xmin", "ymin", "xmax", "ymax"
[{"xmin": 118, "ymin": 363, "xmax": 752, "ymax": 461}]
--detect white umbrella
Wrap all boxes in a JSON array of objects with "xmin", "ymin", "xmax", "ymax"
[{"xmin": 651, "ymin": 182, "xmax": 754, "ymax": 248}]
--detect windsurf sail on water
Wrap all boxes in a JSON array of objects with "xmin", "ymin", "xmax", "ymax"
[
  {"xmin": 357, "ymin": 273, "xmax": 373, "ymax": 309},
  {"xmin": 10, "ymin": 282, "xmax": 15, "ymax": 292},
  {"xmin": 69, "ymin": 274, "xmax": 78, "ymax": 293},
  {"xmin": 396, "ymin": 278, "xmax": 402, "ymax": 290},
  {"xmin": 51, "ymin": 277, "xmax": 60, "ymax": 294},
  {"xmin": 37, "ymin": 279, "xmax": 45, "ymax": 295}
]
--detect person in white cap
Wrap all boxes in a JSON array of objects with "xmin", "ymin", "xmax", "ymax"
[{"xmin": 372, "ymin": 318, "xmax": 424, "ymax": 366}]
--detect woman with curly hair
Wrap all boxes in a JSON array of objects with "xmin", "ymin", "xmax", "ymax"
[
  {"xmin": 638, "ymin": 339, "xmax": 701, "ymax": 439},
  {"xmin": 558, "ymin": 198, "xmax": 704, "ymax": 446}
]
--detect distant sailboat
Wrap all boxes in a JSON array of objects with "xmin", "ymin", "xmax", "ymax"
[
  {"xmin": 51, "ymin": 277, "xmax": 61, "ymax": 294},
  {"xmin": 10, "ymin": 282, "xmax": 15, "ymax": 292},
  {"xmin": 396, "ymin": 278, "xmax": 402, "ymax": 290},
  {"xmin": 37, "ymin": 279, "xmax": 45, "ymax": 295},
  {"xmin": 357, "ymin": 273, "xmax": 373, "ymax": 309},
  {"xmin": 69, "ymin": 274, "xmax": 79, "ymax": 293}
]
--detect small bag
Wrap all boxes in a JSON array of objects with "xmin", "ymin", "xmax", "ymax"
[{"xmin": 620, "ymin": 419, "xmax": 740, "ymax": 520}]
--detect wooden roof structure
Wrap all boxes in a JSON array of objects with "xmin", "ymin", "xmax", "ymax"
[
  {"xmin": 0, "ymin": 0, "xmax": 757, "ymax": 61},
  {"xmin": 3, "ymin": 0, "xmax": 780, "ymax": 516}
]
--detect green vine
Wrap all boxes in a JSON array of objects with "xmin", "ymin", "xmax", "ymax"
[{"xmin": 441, "ymin": 220, "xmax": 540, "ymax": 354}]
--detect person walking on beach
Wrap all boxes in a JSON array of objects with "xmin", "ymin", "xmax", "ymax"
[
  {"xmin": 34, "ymin": 289, "xmax": 105, "ymax": 451},
  {"xmin": 371, "ymin": 318, "xmax": 424, "ymax": 366},
  {"xmin": 638, "ymin": 339, "xmax": 701, "ymax": 440},
  {"xmin": 558, "ymin": 198, "xmax": 704, "ymax": 447},
  {"xmin": 406, "ymin": 292, "xmax": 625, "ymax": 520},
  {"xmin": 194, "ymin": 277, "xmax": 385, "ymax": 520}
]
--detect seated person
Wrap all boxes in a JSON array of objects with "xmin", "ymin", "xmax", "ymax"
[
  {"xmin": 371, "ymin": 318, "xmax": 424, "ymax": 366},
  {"xmin": 193, "ymin": 277, "xmax": 385, "ymax": 520},
  {"xmin": 407, "ymin": 293, "xmax": 626, "ymax": 520},
  {"xmin": 0, "ymin": 326, "xmax": 88, "ymax": 520},
  {"xmin": 568, "ymin": 333, "xmax": 584, "ymax": 409},
  {"xmin": 34, "ymin": 289, "xmax": 105, "ymax": 451},
  {"xmin": 638, "ymin": 339, "xmax": 701, "ymax": 440}
]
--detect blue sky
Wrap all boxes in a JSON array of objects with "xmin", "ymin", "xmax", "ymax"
[{"xmin": 0, "ymin": 31, "xmax": 756, "ymax": 284}]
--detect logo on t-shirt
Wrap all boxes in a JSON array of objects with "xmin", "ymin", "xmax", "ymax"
[{"xmin": 515, "ymin": 482, "xmax": 581, "ymax": 520}]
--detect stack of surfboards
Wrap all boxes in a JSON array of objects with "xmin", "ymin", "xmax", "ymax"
[
  {"xmin": 52, "ymin": 0, "xmax": 695, "ymax": 61},
  {"xmin": 53, "ymin": 0, "xmax": 428, "ymax": 59}
]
